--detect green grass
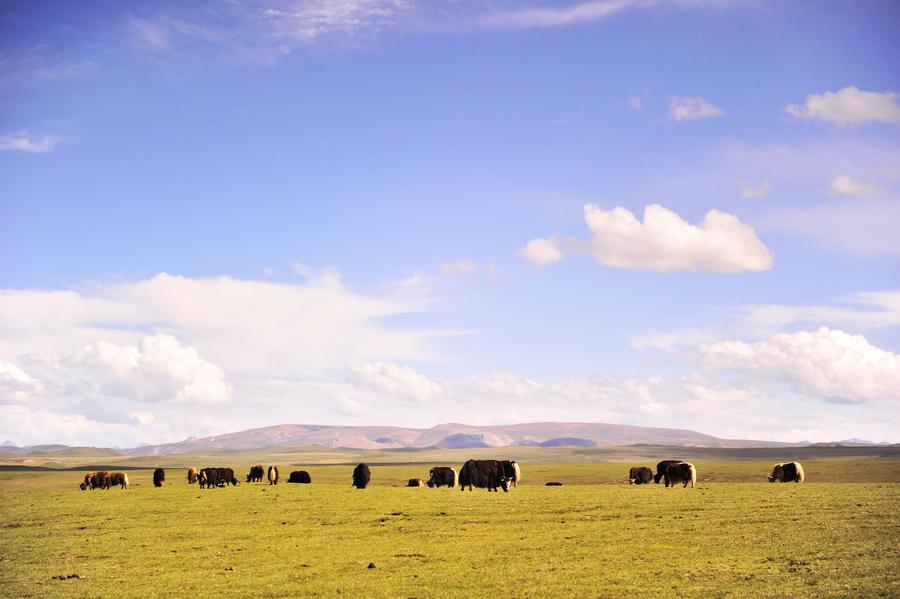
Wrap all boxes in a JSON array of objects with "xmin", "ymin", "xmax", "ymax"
[{"xmin": 1, "ymin": 461, "xmax": 899, "ymax": 597}]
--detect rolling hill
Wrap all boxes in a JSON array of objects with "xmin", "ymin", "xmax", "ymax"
[{"xmin": 115, "ymin": 421, "xmax": 798, "ymax": 456}]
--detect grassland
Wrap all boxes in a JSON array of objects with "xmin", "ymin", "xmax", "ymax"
[{"xmin": 1, "ymin": 455, "xmax": 898, "ymax": 597}]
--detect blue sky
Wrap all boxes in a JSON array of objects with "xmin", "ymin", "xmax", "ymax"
[{"xmin": 1, "ymin": 0, "xmax": 899, "ymax": 446}]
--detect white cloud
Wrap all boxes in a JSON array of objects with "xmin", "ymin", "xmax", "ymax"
[
  {"xmin": 785, "ymin": 86, "xmax": 900, "ymax": 125},
  {"xmin": 629, "ymin": 330, "xmax": 715, "ymax": 351},
  {"xmin": 829, "ymin": 175, "xmax": 883, "ymax": 197},
  {"xmin": 265, "ymin": 0, "xmax": 413, "ymax": 41},
  {"xmin": 548, "ymin": 204, "xmax": 773, "ymax": 273},
  {"xmin": 0, "ymin": 360, "xmax": 42, "ymax": 404},
  {"xmin": 348, "ymin": 361, "xmax": 447, "ymax": 402},
  {"xmin": 131, "ymin": 18, "xmax": 171, "ymax": 49},
  {"xmin": 669, "ymin": 96, "xmax": 726, "ymax": 121},
  {"xmin": 69, "ymin": 334, "xmax": 231, "ymax": 404},
  {"xmin": 439, "ymin": 259, "xmax": 478, "ymax": 277},
  {"xmin": 480, "ymin": 0, "xmax": 639, "ymax": 29},
  {"xmin": 738, "ymin": 290, "xmax": 900, "ymax": 333},
  {"xmin": 699, "ymin": 328, "xmax": 900, "ymax": 404},
  {"xmin": 519, "ymin": 237, "xmax": 565, "ymax": 266},
  {"xmin": 740, "ymin": 180, "xmax": 771, "ymax": 200},
  {"xmin": 0, "ymin": 273, "xmax": 450, "ymax": 380},
  {"xmin": 628, "ymin": 95, "xmax": 644, "ymax": 111},
  {"xmin": 0, "ymin": 130, "xmax": 61, "ymax": 153}
]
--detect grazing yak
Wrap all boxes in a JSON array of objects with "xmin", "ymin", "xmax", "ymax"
[
  {"xmin": 459, "ymin": 459, "xmax": 510, "ymax": 492},
  {"xmin": 664, "ymin": 462, "xmax": 696, "ymax": 488},
  {"xmin": 153, "ymin": 468, "xmax": 165, "ymax": 487},
  {"xmin": 288, "ymin": 470, "xmax": 312, "ymax": 484},
  {"xmin": 268, "ymin": 465, "xmax": 280, "ymax": 485},
  {"xmin": 628, "ymin": 466, "xmax": 654, "ymax": 485},
  {"xmin": 407, "ymin": 478, "xmax": 426, "ymax": 487},
  {"xmin": 654, "ymin": 460, "xmax": 682, "ymax": 484},
  {"xmin": 352, "ymin": 463, "xmax": 371, "ymax": 489},
  {"xmin": 500, "ymin": 460, "xmax": 521, "ymax": 487},
  {"xmin": 247, "ymin": 465, "xmax": 264, "ymax": 483},
  {"xmin": 216, "ymin": 467, "xmax": 238, "ymax": 487},
  {"xmin": 107, "ymin": 472, "xmax": 129, "ymax": 489},
  {"xmin": 187, "ymin": 467, "xmax": 198, "ymax": 484},
  {"xmin": 426, "ymin": 466, "xmax": 458, "ymax": 488},
  {"xmin": 79, "ymin": 472, "xmax": 97, "ymax": 490},
  {"xmin": 768, "ymin": 462, "xmax": 805, "ymax": 483},
  {"xmin": 199, "ymin": 467, "xmax": 238, "ymax": 489}
]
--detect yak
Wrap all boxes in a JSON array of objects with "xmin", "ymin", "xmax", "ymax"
[
  {"xmin": 153, "ymin": 468, "xmax": 165, "ymax": 487},
  {"xmin": 426, "ymin": 466, "xmax": 458, "ymax": 488},
  {"xmin": 654, "ymin": 460, "xmax": 682, "ymax": 484},
  {"xmin": 664, "ymin": 462, "xmax": 696, "ymax": 488},
  {"xmin": 108, "ymin": 472, "xmax": 129, "ymax": 489},
  {"xmin": 768, "ymin": 462, "xmax": 805, "ymax": 483},
  {"xmin": 288, "ymin": 470, "xmax": 312, "ymax": 484},
  {"xmin": 268, "ymin": 465, "xmax": 279, "ymax": 485},
  {"xmin": 459, "ymin": 460, "xmax": 509, "ymax": 492},
  {"xmin": 500, "ymin": 460, "xmax": 521, "ymax": 487},
  {"xmin": 628, "ymin": 466, "xmax": 653, "ymax": 485},
  {"xmin": 246, "ymin": 465, "xmax": 264, "ymax": 483},
  {"xmin": 352, "ymin": 463, "xmax": 371, "ymax": 489}
]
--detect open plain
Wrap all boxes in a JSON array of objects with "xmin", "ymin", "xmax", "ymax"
[{"xmin": 1, "ymin": 448, "xmax": 898, "ymax": 598}]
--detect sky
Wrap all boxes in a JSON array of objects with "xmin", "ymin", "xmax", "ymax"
[{"xmin": 1, "ymin": 0, "xmax": 899, "ymax": 447}]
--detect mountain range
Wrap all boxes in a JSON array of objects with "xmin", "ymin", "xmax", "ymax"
[
  {"xmin": 6, "ymin": 422, "xmax": 892, "ymax": 458},
  {"xmin": 113, "ymin": 421, "xmax": 801, "ymax": 456}
]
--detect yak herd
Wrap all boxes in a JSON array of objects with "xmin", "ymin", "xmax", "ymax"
[{"xmin": 79, "ymin": 459, "xmax": 806, "ymax": 491}]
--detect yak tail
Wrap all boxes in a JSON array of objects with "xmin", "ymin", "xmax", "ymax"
[
  {"xmin": 123, "ymin": 473, "xmax": 130, "ymax": 489},
  {"xmin": 795, "ymin": 462, "xmax": 805, "ymax": 483},
  {"xmin": 689, "ymin": 464, "xmax": 696, "ymax": 488},
  {"xmin": 450, "ymin": 468, "xmax": 458, "ymax": 488}
]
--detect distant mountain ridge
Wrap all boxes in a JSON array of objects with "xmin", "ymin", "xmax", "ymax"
[{"xmin": 114, "ymin": 421, "xmax": 800, "ymax": 456}]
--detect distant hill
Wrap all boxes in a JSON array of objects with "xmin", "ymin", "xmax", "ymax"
[{"xmin": 115, "ymin": 421, "xmax": 801, "ymax": 456}]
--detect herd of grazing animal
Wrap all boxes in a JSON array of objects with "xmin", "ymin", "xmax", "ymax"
[
  {"xmin": 79, "ymin": 458, "xmax": 807, "ymax": 491},
  {"xmin": 79, "ymin": 471, "xmax": 129, "ymax": 490}
]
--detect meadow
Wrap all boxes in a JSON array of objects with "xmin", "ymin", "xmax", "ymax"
[{"xmin": 1, "ymin": 454, "xmax": 898, "ymax": 598}]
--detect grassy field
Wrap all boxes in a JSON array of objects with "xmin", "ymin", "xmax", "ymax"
[{"xmin": 1, "ymin": 457, "xmax": 899, "ymax": 598}]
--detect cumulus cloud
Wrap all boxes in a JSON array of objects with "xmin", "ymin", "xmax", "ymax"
[
  {"xmin": 740, "ymin": 180, "xmax": 771, "ymax": 200},
  {"xmin": 519, "ymin": 237, "xmax": 566, "ymax": 266},
  {"xmin": 828, "ymin": 175, "xmax": 883, "ymax": 197},
  {"xmin": 530, "ymin": 204, "xmax": 773, "ymax": 273},
  {"xmin": 0, "ymin": 130, "xmax": 61, "ymax": 153},
  {"xmin": 69, "ymin": 334, "xmax": 231, "ymax": 404},
  {"xmin": 0, "ymin": 360, "xmax": 42, "ymax": 404},
  {"xmin": 348, "ymin": 361, "xmax": 447, "ymax": 402},
  {"xmin": 669, "ymin": 96, "xmax": 726, "ymax": 121},
  {"xmin": 699, "ymin": 328, "xmax": 900, "ymax": 404},
  {"xmin": 0, "ymin": 273, "xmax": 446, "ymax": 378},
  {"xmin": 784, "ymin": 86, "xmax": 900, "ymax": 125}
]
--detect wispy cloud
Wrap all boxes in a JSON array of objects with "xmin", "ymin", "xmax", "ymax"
[
  {"xmin": 828, "ymin": 175, "xmax": 883, "ymax": 197},
  {"xmin": 669, "ymin": 96, "xmax": 726, "ymax": 121},
  {"xmin": 264, "ymin": 0, "xmax": 413, "ymax": 41},
  {"xmin": 0, "ymin": 130, "xmax": 62, "ymax": 154},
  {"xmin": 740, "ymin": 180, "xmax": 771, "ymax": 200},
  {"xmin": 479, "ymin": 0, "xmax": 644, "ymax": 29}
]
